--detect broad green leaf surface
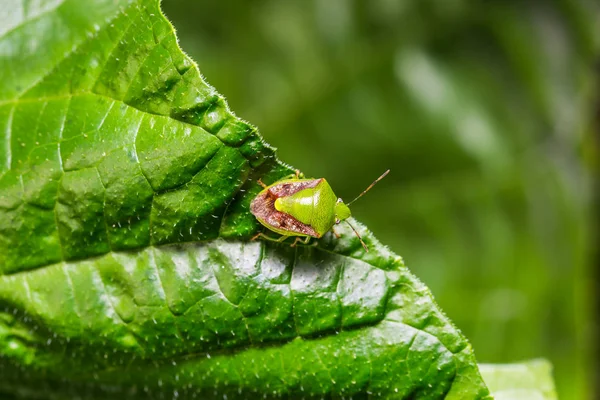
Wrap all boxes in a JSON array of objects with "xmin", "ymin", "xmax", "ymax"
[
  {"xmin": 0, "ymin": 0, "xmax": 491, "ymax": 398},
  {"xmin": 481, "ymin": 359, "xmax": 557, "ymax": 400}
]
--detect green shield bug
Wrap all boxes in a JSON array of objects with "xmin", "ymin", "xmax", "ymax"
[{"xmin": 250, "ymin": 169, "xmax": 389, "ymax": 251}]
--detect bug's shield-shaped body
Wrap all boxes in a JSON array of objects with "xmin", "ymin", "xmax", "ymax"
[{"xmin": 250, "ymin": 178, "xmax": 338, "ymax": 238}]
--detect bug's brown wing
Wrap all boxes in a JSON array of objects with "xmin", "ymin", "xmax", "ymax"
[
  {"xmin": 266, "ymin": 178, "xmax": 322, "ymax": 197},
  {"xmin": 250, "ymin": 190, "xmax": 320, "ymax": 238}
]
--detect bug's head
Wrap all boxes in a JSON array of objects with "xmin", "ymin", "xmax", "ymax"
[{"xmin": 334, "ymin": 198, "xmax": 351, "ymax": 223}]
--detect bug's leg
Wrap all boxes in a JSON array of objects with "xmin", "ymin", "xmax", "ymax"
[
  {"xmin": 290, "ymin": 236, "xmax": 312, "ymax": 247},
  {"xmin": 331, "ymin": 227, "xmax": 341, "ymax": 239},
  {"xmin": 281, "ymin": 170, "xmax": 305, "ymax": 180},
  {"xmin": 250, "ymin": 232, "xmax": 262, "ymax": 241},
  {"xmin": 274, "ymin": 235, "xmax": 291, "ymax": 243},
  {"xmin": 257, "ymin": 178, "xmax": 268, "ymax": 189},
  {"xmin": 252, "ymin": 232, "xmax": 289, "ymax": 243}
]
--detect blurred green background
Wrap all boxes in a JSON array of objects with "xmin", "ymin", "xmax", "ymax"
[{"xmin": 162, "ymin": 1, "xmax": 599, "ymax": 398}]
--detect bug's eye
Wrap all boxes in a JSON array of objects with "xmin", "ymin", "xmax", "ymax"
[
  {"xmin": 335, "ymin": 218, "xmax": 341, "ymax": 224},
  {"xmin": 337, "ymin": 198, "xmax": 343, "ymax": 203}
]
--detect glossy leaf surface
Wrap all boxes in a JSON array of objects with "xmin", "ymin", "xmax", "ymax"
[{"xmin": 0, "ymin": 0, "xmax": 491, "ymax": 398}]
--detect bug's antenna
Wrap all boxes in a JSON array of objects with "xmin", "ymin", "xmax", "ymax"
[
  {"xmin": 345, "ymin": 220, "xmax": 369, "ymax": 252},
  {"xmin": 347, "ymin": 169, "xmax": 390, "ymax": 206}
]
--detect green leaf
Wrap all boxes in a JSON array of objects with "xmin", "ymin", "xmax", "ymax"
[
  {"xmin": 0, "ymin": 0, "xmax": 491, "ymax": 398},
  {"xmin": 480, "ymin": 359, "xmax": 557, "ymax": 400}
]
